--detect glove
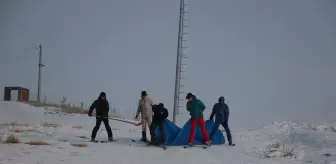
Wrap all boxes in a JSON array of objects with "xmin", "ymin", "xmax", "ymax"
[
  {"xmin": 88, "ymin": 113, "xmax": 92, "ymax": 117},
  {"xmin": 135, "ymin": 115, "xmax": 139, "ymax": 119}
]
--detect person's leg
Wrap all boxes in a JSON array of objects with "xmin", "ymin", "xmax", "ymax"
[
  {"xmin": 141, "ymin": 117, "xmax": 149, "ymax": 142},
  {"xmin": 222, "ymin": 121, "xmax": 232, "ymax": 145},
  {"xmin": 149, "ymin": 120, "xmax": 158, "ymax": 142},
  {"xmin": 141, "ymin": 116, "xmax": 147, "ymax": 133},
  {"xmin": 198, "ymin": 117, "xmax": 210, "ymax": 143},
  {"xmin": 210, "ymin": 121, "xmax": 221, "ymax": 140},
  {"xmin": 159, "ymin": 120, "xmax": 166, "ymax": 145},
  {"xmin": 102, "ymin": 119, "xmax": 113, "ymax": 140},
  {"xmin": 188, "ymin": 118, "xmax": 198, "ymax": 145},
  {"xmin": 91, "ymin": 119, "xmax": 102, "ymax": 141},
  {"xmin": 147, "ymin": 116, "xmax": 152, "ymax": 130}
]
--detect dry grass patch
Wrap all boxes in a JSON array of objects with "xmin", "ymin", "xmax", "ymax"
[
  {"xmin": 24, "ymin": 140, "xmax": 50, "ymax": 145},
  {"xmin": 4, "ymin": 134, "xmax": 20, "ymax": 144},
  {"xmin": 71, "ymin": 143, "xmax": 88, "ymax": 148},
  {"xmin": 0, "ymin": 122, "xmax": 30, "ymax": 127},
  {"xmin": 8, "ymin": 129, "xmax": 25, "ymax": 133},
  {"xmin": 72, "ymin": 125, "xmax": 83, "ymax": 129},
  {"xmin": 42, "ymin": 123, "xmax": 61, "ymax": 128}
]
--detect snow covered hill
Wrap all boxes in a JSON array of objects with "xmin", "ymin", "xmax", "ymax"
[{"xmin": 0, "ymin": 101, "xmax": 335, "ymax": 164}]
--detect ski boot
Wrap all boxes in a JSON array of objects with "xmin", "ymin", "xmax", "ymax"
[
  {"xmin": 162, "ymin": 138, "xmax": 167, "ymax": 150},
  {"xmin": 183, "ymin": 143, "xmax": 193, "ymax": 148},
  {"xmin": 90, "ymin": 138, "xmax": 95, "ymax": 142},
  {"xmin": 206, "ymin": 140, "xmax": 212, "ymax": 146}
]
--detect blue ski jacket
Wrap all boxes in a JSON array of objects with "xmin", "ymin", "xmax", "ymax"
[{"xmin": 209, "ymin": 102, "xmax": 229, "ymax": 123}]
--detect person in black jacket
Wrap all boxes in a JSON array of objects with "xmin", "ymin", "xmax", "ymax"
[
  {"xmin": 88, "ymin": 92, "xmax": 113, "ymax": 142},
  {"xmin": 149, "ymin": 103, "xmax": 168, "ymax": 147}
]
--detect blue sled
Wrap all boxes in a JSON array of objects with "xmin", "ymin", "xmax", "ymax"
[{"xmin": 154, "ymin": 119, "xmax": 225, "ymax": 146}]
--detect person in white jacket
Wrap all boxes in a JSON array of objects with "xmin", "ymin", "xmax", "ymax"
[{"xmin": 135, "ymin": 91, "xmax": 153, "ymax": 142}]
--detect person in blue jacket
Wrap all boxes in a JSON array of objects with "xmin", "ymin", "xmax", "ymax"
[{"xmin": 209, "ymin": 96, "xmax": 234, "ymax": 146}]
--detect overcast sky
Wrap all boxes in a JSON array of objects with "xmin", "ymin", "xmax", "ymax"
[{"xmin": 1, "ymin": 0, "xmax": 335, "ymax": 129}]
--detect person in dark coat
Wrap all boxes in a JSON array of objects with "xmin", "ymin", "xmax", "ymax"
[
  {"xmin": 88, "ymin": 92, "xmax": 113, "ymax": 142},
  {"xmin": 209, "ymin": 96, "xmax": 233, "ymax": 146},
  {"xmin": 149, "ymin": 103, "xmax": 168, "ymax": 147}
]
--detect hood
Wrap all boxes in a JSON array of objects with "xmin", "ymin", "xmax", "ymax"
[
  {"xmin": 218, "ymin": 96, "xmax": 225, "ymax": 103},
  {"xmin": 98, "ymin": 92, "xmax": 106, "ymax": 100}
]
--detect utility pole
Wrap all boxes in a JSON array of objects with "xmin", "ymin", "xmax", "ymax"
[
  {"xmin": 173, "ymin": 0, "xmax": 188, "ymax": 124},
  {"xmin": 36, "ymin": 44, "xmax": 45, "ymax": 103}
]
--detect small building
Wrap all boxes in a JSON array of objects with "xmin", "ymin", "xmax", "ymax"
[{"xmin": 3, "ymin": 87, "xmax": 30, "ymax": 102}]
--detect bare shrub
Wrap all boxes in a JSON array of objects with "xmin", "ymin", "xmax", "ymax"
[
  {"xmin": 24, "ymin": 140, "xmax": 50, "ymax": 145},
  {"xmin": 282, "ymin": 135, "xmax": 297, "ymax": 157},
  {"xmin": 71, "ymin": 143, "xmax": 88, "ymax": 147},
  {"xmin": 262, "ymin": 135, "xmax": 298, "ymax": 159},
  {"xmin": 4, "ymin": 134, "xmax": 20, "ymax": 144}
]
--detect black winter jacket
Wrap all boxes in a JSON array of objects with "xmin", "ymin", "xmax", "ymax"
[
  {"xmin": 152, "ymin": 104, "xmax": 169, "ymax": 121},
  {"xmin": 88, "ymin": 97, "xmax": 110, "ymax": 117}
]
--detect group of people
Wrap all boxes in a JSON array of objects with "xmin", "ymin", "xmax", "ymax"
[{"xmin": 87, "ymin": 91, "xmax": 233, "ymax": 147}]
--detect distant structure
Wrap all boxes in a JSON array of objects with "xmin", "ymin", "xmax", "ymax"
[
  {"xmin": 3, "ymin": 87, "xmax": 30, "ymax": 102},
  {"xmin": 173, "ymin": 0, "xmax": 188, "ymax": 124}
]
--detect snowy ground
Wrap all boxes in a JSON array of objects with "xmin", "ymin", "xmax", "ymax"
[{"xmin": 0, "ymin": 101, "xmax": 335, "ymax": 164}]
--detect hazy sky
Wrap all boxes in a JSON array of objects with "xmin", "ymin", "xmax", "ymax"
[{"xmin": 1, "ymin": 0, "xmax": 335, "ymax": 129}]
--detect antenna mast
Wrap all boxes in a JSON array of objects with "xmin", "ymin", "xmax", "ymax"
[{"xmin": 173, "ymin": 0, "xmax": 188, "ymax": 124}]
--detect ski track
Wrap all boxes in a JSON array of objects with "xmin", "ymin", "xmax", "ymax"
[{"xmin": 0, "ymin": 101, "xmax": 335, "ymax": 164}]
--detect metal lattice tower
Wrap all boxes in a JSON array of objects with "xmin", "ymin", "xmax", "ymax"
[{"xmin": 173, "ymin": 0, "xmax": 188, "ymax": 124}]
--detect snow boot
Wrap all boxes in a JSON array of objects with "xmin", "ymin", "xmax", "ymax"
[
  {"xmin": 90, "ymin": 138, "xmax": 95, "ymax": 142},
  {"xmin": 148, "ymin": 138, "xmax": 159, "ymax": 146},
  {"xmin": 108, "ymin": 137, "xmax": 113, "ymax": 142},
  {"xmin": 141, "ymin": 131, "xmax": 149, "ymax": 142}
]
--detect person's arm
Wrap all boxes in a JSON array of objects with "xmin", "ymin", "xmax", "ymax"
[
  {"xmin": 186, "ymin": 102, "xmax": 191, "ymax": 112},
  {"xmin": 88, "ymin": 100, "xmax": 97, "ymax": 116},
  {"xmin": 209, "ymin": 104, "xmax": 216, "ymax": 120},
  {"xmin": 198, "ymin": 100, "xmax": 206, "ymax": 112},
  {"xmin": 106, "ymin": 100, "xmax": 110, "ymax": 113},
  {"xmin": 149, "ymin": 97, "xmax": 154, "ymax": 106},
  {"xmin": 224, "ymin": 104, "xmax": 229, "ymax": 119},
  {"xmin": 163, "ymin": 108, "xmax": 169, "ymax": 119}
]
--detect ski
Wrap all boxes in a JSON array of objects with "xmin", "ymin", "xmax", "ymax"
[
  {"xmin": 92, "ymin": 140, "xmax": 117, "ymax": 143},
  {"xmin": 130, "ymin": 139, "xmax": 166, "ymax": 150},
  {"xmin": 146, "ymin": 144, "xmax": 167, "ymax": 150},
  {"xmin": 183, "ymin": 145, "xmax": 210, "ymax": 149}
]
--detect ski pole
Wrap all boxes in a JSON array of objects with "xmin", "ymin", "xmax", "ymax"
[{"xmin": 94, "ymin": 115, "xmax": 142, "ymax": 126}]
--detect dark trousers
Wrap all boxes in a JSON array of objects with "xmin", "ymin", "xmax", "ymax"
[
  {"xmin": 150, "ymin": 120, "xmax": 166, "ymax": 143},
  {"xmin": 91, "ymin": 118, "xmax": 113, "ymax": 139},
  {"xmin": 210, "ymin": 120, "xmax": 232, "ymax": 144}
]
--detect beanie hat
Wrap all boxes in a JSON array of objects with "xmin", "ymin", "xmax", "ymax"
[{"xmin": 186, "ymin": 93, "xmax": 193, "ymax": 99}]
